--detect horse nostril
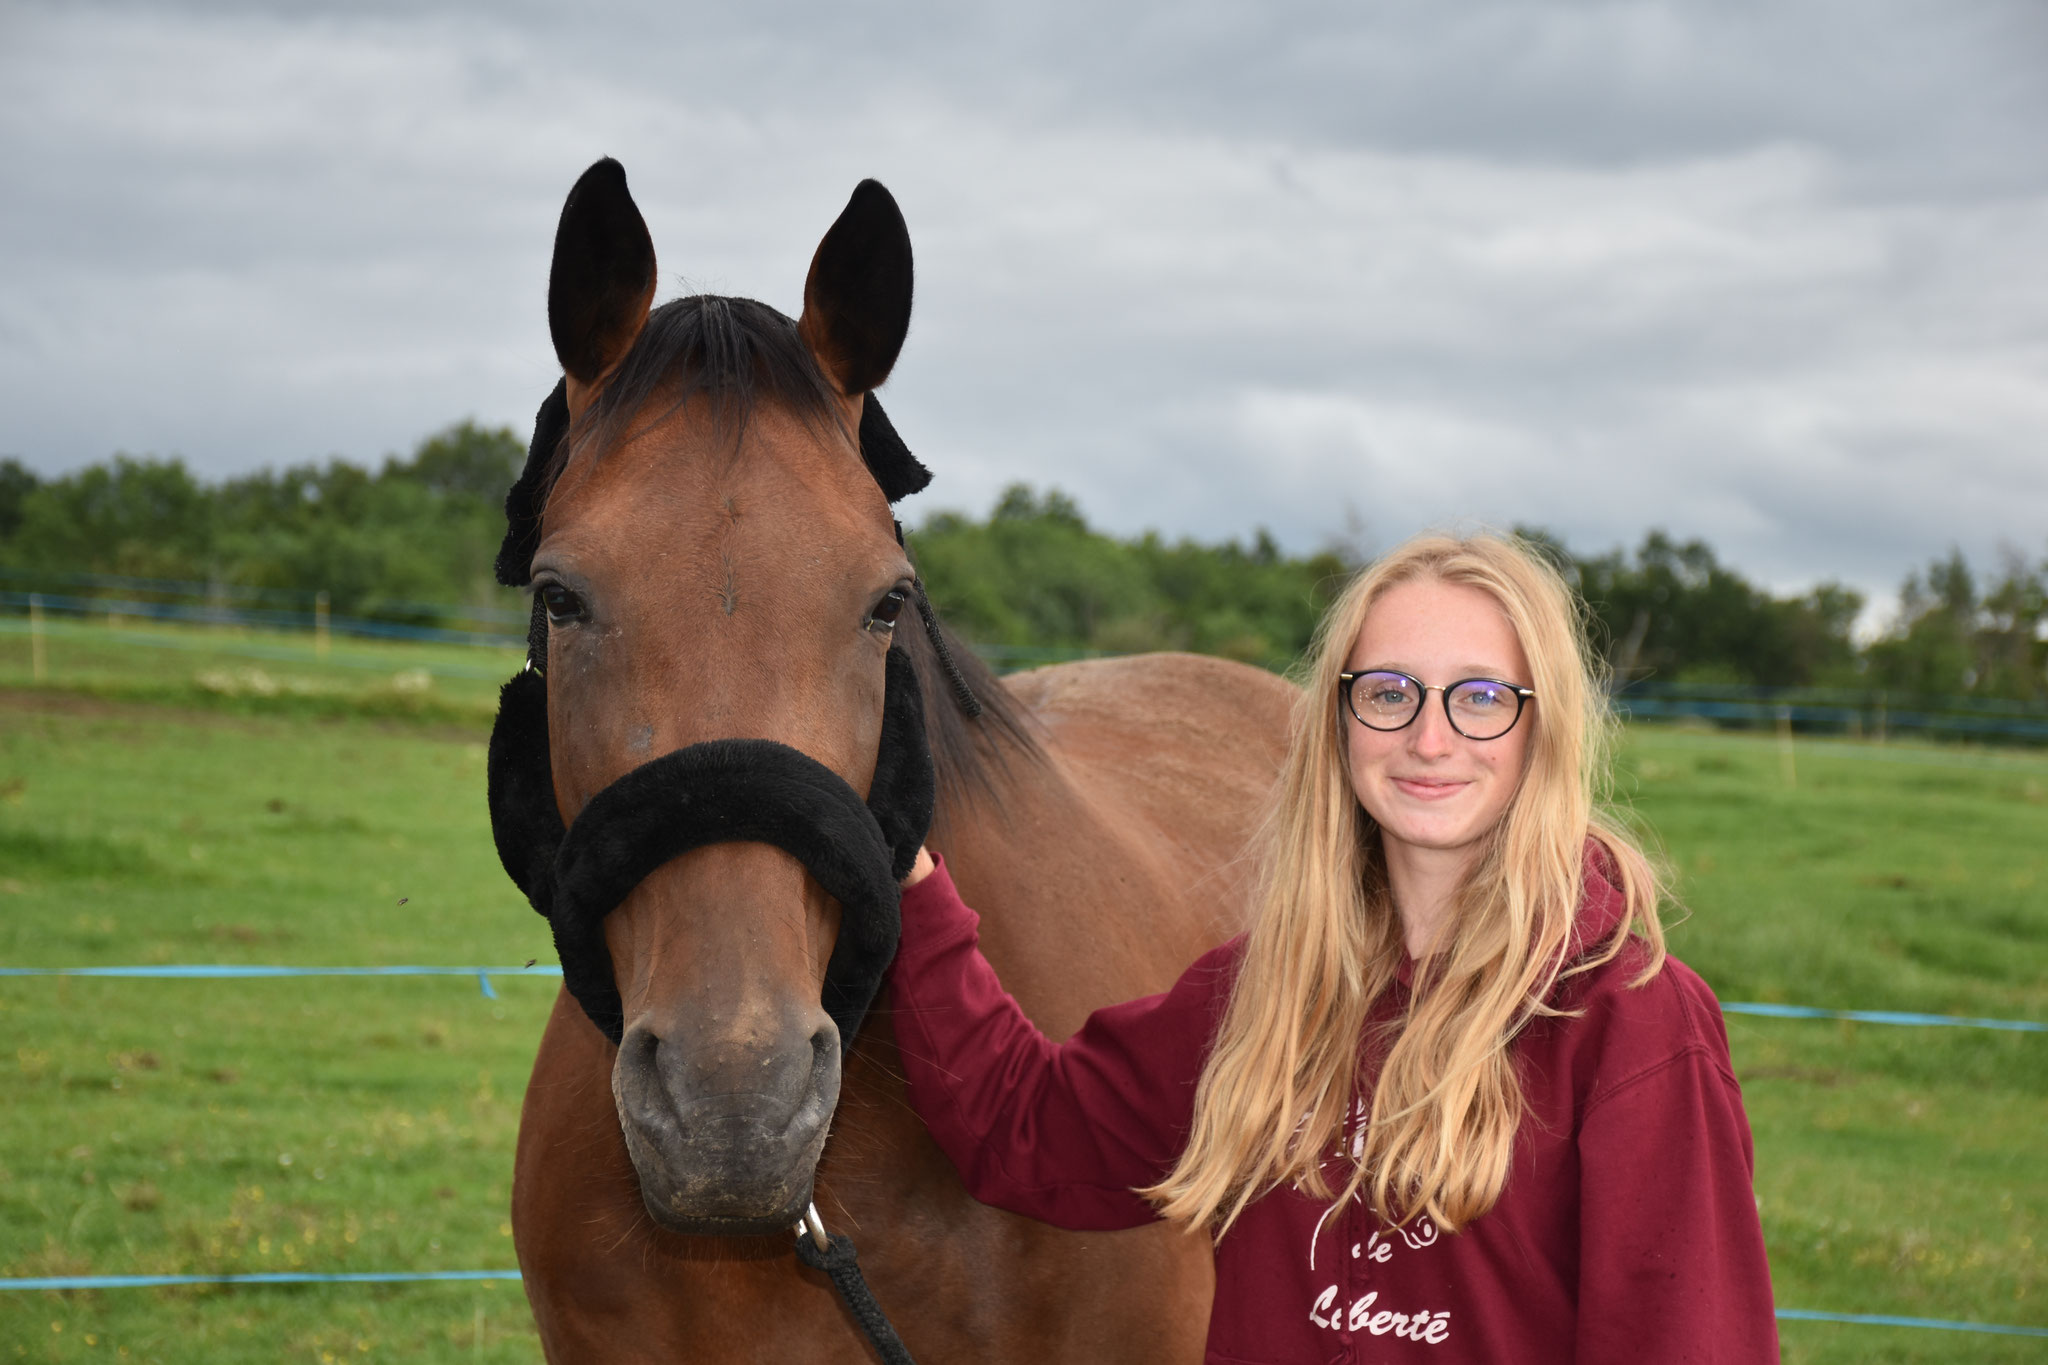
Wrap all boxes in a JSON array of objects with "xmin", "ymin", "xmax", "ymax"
[
  {"xmin": 623, "ymin": 1024, "xmax": 660, "ymax": 1070},
  {"xmin": 808, "ymin": 1023, "xmax": 841, "ymax": 1084},
  {"xmin": 612, "ymin": 1024, "xmax": 664, "ymax": 1110}
]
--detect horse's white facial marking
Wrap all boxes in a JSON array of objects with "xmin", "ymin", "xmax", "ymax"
[{"xmin": 717, "ymin": 495, "xmax": 741, "ymax": 617}]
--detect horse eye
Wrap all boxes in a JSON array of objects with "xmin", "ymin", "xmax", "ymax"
[
  {"xmin": 538, "ymin": 583, "xmax": 585, "ymax": 624},
  {"xmin": 865, "ymin": 589, "xmax": 909, "ymax": 634}
]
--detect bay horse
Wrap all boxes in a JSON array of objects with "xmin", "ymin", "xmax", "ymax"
[{"xmin": 505, "ymin": 158, "xmax": 1295, "ymax": 1362}]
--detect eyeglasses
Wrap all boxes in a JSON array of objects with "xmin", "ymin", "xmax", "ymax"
[{"xmin": 1337, "ymin": 670, "xmax": 1535, "ymax": 741}]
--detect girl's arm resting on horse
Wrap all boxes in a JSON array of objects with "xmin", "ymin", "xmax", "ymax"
[
  {"xmin": 1573, "ymin": 973, "xmax": 1780, "ymax": 1361},
  {"xmin": 889, "ymin": 853, "xmax": 1234, "ymax": 1231}
]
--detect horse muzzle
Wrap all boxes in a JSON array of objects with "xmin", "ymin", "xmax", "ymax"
[{"xmin": 611, "ymin": 1009, "xmax": 842, "ymax": 1235}]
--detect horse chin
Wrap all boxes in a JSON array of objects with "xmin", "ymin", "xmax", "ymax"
[
  {"xmin": 636, "ymin": 1183, "xmax": 817, "ymax": 1240},
  {"xmin": 612, "ymin": 1046, "xmax": 840, "ymax": 1240},
  {"xmin": 621, "ymin": 1111, "xmax": 829, "ymax": 1239}
]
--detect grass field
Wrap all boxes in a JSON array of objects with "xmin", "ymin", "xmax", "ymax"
[
  {"xmin": 0, "ymin": 625, "xmax": 2044, "ymax": 1362},
  {"xmin": 0, "ymin": 615, "xmax": 516, "ymax": 728}
]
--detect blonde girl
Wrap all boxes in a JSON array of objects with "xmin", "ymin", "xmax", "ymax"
[{"xmin": 890, "ymin": 530, "xmax": 1776, "ymax": 1364}]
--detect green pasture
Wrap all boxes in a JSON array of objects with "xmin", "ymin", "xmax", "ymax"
[
  {"xmin": 0, "ymin": 629, "xmax": 2044, "ymax": 1363},
  {"xmin": 0, "ymin": 615, "xmax": 516, "ymax": 728}
]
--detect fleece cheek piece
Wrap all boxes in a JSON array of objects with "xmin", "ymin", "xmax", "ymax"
[
  {"xmin": 496, "ymin": 380, "xmax": 570, "ymax": 591},
  {"xmin": 486, "ymin": 666, "xmax": 564, "ymax": 921},
  {"xmin": 486, "ymin": 646, "xmax": 935, "ymax": 1047}
]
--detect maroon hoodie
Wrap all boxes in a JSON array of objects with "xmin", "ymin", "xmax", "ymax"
[{"xmin": 889, "ymin": 854, "xmax": 1778, "ymax": 1363}]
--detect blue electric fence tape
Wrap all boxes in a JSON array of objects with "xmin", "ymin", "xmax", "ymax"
[
  {"xmin": 1772, "ymin": 1308, "xmax": 2048, "ymax": 1337},
  {"xmin": 2, "ymin": 964, "xmax": 2040, "ymax": 1031},
  {"xmin": 0, "ymin": 963, "xmax": 563, "ymax": 998},
  {"xmin": 0, "ymin": 1271, "xmax": 2042, "ymax": 1337},
  {"xmin": 1719, "ymin": 1001, "xmax": 2047, "ymax": 1032},
  {"xmin": 0, "ymin": 1271, "xmax": 524, "ymax": 1291}
]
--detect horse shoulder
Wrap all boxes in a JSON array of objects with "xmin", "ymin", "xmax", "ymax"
[
  {"xmin": 941, "ymin": 652, "xmax": 1295, "ymax": 1041},
  {"xmin": 1011, "ymin": 651, "xmax": 1296, "ymax": 810}
]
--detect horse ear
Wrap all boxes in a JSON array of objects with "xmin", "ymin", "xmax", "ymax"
[
  {"xmin": 798, "ymin": 180, "xmax": 913, "ymax": 396},
  {"xmin": 549, "ymin": 158, "xmax": 656, "ymax": 386}
]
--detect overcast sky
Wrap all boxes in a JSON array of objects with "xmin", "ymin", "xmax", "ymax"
[{"xmin": 3, "ymin": 0, "xmax": 2044, "ymax": 622}]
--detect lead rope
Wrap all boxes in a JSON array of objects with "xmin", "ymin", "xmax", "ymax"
[
  {"xmin": 802, "ymin": 528, "xmax": 929, "ymax": 1364},
  {"xmin": 793, "ymin": 530, "xmax": 950, "ymax": 1363},
  {"xmin": 793, "ymin": 1204, "xmax": 918, "ymax": 1364}
]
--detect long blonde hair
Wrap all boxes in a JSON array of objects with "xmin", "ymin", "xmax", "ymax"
[{"xmin": 1144, "ymin": 531, "xmax": 1666, "ymax": 1235}]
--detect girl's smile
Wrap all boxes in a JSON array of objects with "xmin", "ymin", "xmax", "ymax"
[
  {"xmin": 1387, "ymin": 776, "xmax": 1470, "ymax": 800},
  {"xmin": 1344, "ymin": 578, "xmax": 1534, "ymax": 874}
]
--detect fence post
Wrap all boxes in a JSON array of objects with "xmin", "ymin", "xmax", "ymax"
[
  {"xmin": 1875, "ymin": 691, "xmax": 1887, "ymax": 745},
  {"xmin": 28, "ymin": 594, "xmax": 46, "ymax": 682},
  {"xmin": 315, "ymin": 591, "xmax": 330, "ymax": 659},
  {"xmin": 1777, "ymin": 705, "xmax": 1796, "ymax": 789}
]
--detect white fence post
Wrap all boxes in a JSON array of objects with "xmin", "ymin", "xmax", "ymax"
[{"xmin": 28, "ymin": 593, "xmax": 46, "ymax": 682}]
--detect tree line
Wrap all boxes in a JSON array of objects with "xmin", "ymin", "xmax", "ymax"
[
  {"xmin": 0, "ymin": 425, "xmax": 523, "ymax": 624},
  {"xmin": 1, "ymin": 429, "xmax": 2042, "ymax": 702},
  {"xmin": 913, "ymin": 490, "xmax": 2046, "ymax": 701}
]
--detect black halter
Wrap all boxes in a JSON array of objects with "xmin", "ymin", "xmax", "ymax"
[
  {"xmin": 486, "ymin": 642, "xmax": 932, "ymax": 1046},
  {"xmin": 485, "ymin": 381, "xmax": 942, "ymax": 1047}
]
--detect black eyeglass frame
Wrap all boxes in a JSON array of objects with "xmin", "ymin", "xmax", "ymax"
[{"xmin": 1337, "ymin": 670, "xmax": 1536, "ymax": 741}]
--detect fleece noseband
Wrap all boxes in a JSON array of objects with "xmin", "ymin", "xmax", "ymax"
[
  {"xmin": 486, "ymin": 648, "xmax": 931, "ymax": 1046},
  {"xmin": 486, "ymin": 379, "xmax": 938, "ymax": 1047}
]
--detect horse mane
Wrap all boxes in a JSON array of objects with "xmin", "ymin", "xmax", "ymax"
[
  {"xmin": 534, "ymin": 292, "xmax": 1044, "ymax": 829},
  {"xmin": 896, "ymin": 600, "xmax": 1043, "ymax": 836}
]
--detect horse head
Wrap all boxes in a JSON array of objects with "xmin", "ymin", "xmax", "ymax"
[{"xmin": 499, "ymin": 159, "xmax": 932, "ymax": 1237}]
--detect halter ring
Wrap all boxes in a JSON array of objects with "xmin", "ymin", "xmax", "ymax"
[{"xmin": 797, "ymin": 1202, "xmax": 829, "ymax": 1253}]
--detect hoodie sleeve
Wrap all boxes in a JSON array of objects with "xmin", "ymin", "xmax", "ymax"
[
  {"xmin": 887, "ymin": 856, "xmax": 1235, "ymax": 1231},
  {"xmin": 1572, "ymin": 969, "xmax": 1780, "ymax": 1363}
]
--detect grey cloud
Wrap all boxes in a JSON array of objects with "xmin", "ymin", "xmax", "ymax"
[
  {"xmin": 1, "ymin": 0, "xmax": 2044, "ymax": 625},
  {"xmin": 81, "ymin": 0, "xmax": 2048, "ymax": 183}
]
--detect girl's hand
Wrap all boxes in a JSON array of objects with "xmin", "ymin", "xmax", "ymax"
[{"xmin": 901, "ymin": 845, "xmax": 935, "ymax": 889}]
